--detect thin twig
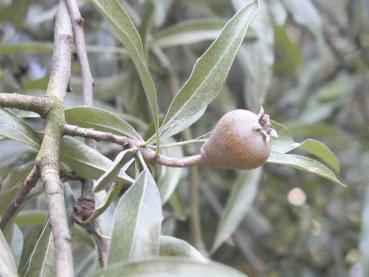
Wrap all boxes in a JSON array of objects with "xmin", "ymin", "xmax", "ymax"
[
  {"xmin": 63, "ymin": 123, "xmax": 204, "ymax": 168},
  {"xmin": 64, "ymin": 0, "xmax": 94, "ymax": 107},
  {"xmin": 0, "ymin": 165, "xmax": 40, "ymax": 230},
  {"xmin": 141, "ymin": 149, "xmax": 204, "ymax": 168},
  {"xmin": 88, "ymin": 220, "xmax": 109, "ymax": 267},
  {"xmin": 63, "ymin": 123, "xmax": 134, "ymax": 146},
  {"xmin": 64, "ymin": 0, "xmax": 96, "ymax": 198},
  {"xmin": 0, "ymin": 93, "xmax": 51, "ymax": 117},
  {"xmin": 64, "ymin": 0, "xmax": 111, "ymax": 266},
  {"xmin": 36, "ymin": 1, "xmax": 74, "ymax": 276}
]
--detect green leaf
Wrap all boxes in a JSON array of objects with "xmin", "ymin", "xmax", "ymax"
[
  {"xmin": 295, "ymin": 139, "xmax": 340, "ymax": 173},
  {"xmin": 108, "ymin": 170, "xmax": 163, "ymax": 265},
  {"xmin": 10, "ymin": 224, "xmax": 23, "ymax": 268},
  {"xmin": 0, "ymin": 230, "xmax": 18, "ymax": 277},
  {"xmin": 158, "ymin": 140, "xmax": 183, "ymax": 204},
  {"xmin": 21, "ymin": 221, "xmax": 55, "ymax": 277},
  {"xmin": 270, "ymin": 121, "xmax": 296, "ymax": 154},
  {"xmin": 0, "ymin": 141, "xmax": 32, "ymax": 168},
  {"xmin": 0, "ymin": 164, "xmax": 37, "ymax": 230},
  {"xmin": 271, "ymin": 122, "xmax": 340, "ymax": 173},
  {"xmin": 0, "ymin": 109, "xmax": 41, "ymax": 149},
  {"xmin": 0, "ymin": 187, "xmax": 20, "ymax": 215},
  {"xmin": 154, "ymin": 18, "xmax": 227, "ymax": 48},
  {"xmin": 273, "ymin": 25, "xmax": 304, "ymax": 75},
  {"xmin": 160, "ymin": 1, "xmax": 258, "ymax": 139},
  {"xmin": 72, "ymin": 224, "xmax": 95, "ymax": 248},
  {"xmin": 73, "ymin": 243, "xmax": 96, "ymax": 276},
  {"xmin": 92, "ymin": 257, "xmax": 248, "ymax": 277},
  {"xmin": 15, "ymin": 211, "xmax": 48, "ymax": 227},
  {"xmin": 90, "ymin": 0, "xmax": 160, "ymax": 146},
  {"xmin": 212, "ymin": 168, "xmax": 262, "ymax": 252},
  {"xmin": 0, "ymin": 43, "xmax": 52, "ymax": 54},
  {"xmin": 281, "ymin": 0, "xmax": 323, "ymax": 41},
  {"xmin": 236, "ymin": 4, "xmax": 274, "ymax": 110},
  {"xmin": 267, "ymin": 152, "xmax": 345, "ymax": 186},
  {"xmin": 94, "ymin": 149, "xmax": 136, "ymax": 192},
  {"xmin": 1, "ymin": 162, "xmax": 33, "ymax": 194},
  {"xmin": 60, "ymin": 137, "xmax": 134, "ymax": 184},
  {"xmin": 64, "ymin": 107, "xmax": 142, "ymax": 141},
  {"xmin": 19, "ymin": 225, "xmax": 42, "ymax": 273},
  {"xmin": 159, "ymin": 236, "xmax": 206, "ymax": 262}
]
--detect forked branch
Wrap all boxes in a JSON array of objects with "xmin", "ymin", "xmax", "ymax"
[{"xmin": 35, "ymin": 1, "xmax": 74, "ymax": 276}]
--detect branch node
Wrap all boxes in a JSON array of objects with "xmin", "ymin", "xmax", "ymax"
[
  {"xmin": 76, "ymin": 16, "xmax": 84, "ymax": 25},
  {"xmin": 73, "ymin": 198, "xmax": 95, "ymax": 223}
]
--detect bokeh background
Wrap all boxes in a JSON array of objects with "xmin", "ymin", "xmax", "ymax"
[{"xmin": 1, "ymin": 0, "xmax": 369, "ymax": 276}]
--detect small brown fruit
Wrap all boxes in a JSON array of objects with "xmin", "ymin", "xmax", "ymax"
[{"xmin": 200, "ymin": 108, "xmax": 276, "ymax": 170}]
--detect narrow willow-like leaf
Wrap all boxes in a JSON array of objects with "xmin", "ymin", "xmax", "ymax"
[
  {"xmin": 15, "ymin": 211, "xmax": 48, "ymax": 227},
  {"xmin": 158, "ymin": 139, "xmax": 183, "ymax": 204},
  {"xmin": 154, "ymin": 18, "xmax": 227, "ymax": 48},
  {"xmin": 108, "ymin": 170, "xmax": 163, "ymax": 264},
  {"xmin": 0, "ymin": 43, "xmax": 52, "ymax": 53},
  {"xmin": 212, "ymin": 168, "xmax": 262, "ymax": 252},
  {"xmin": 0, "ymin": 108, "xmax": 41, "ymax": 149},
  {"xmin": 90, "ymin": 0, "xmax": 160, "ymax": 146},
  {"xmin": 60, "ymin": 137, "xmax": 134, "ymax": 184},
  {"xmin": 73, "ymin": 245, "xmax": 96, "ymax": 277},
  {"xmin": 267, "ymin": 152, "xmax": 345, "ymax": 186},
  {"xmin": 0, "ymin": 140, "xmax": 32, "ymax": 168},
  {"xmin": 296, "ymin": 139, "xmax": 340, "ymax": 173},
  {"xmin": 0, "ymin": 187, "xmax": 20, "ymax": 215},
  {"xmin": 160, "ymin": 1, "xmax": 258, "ymax": 139},
  {"xmin": 271, "ymin": 122, "xmax": 340, "ymax": 173},
  {"xmin": 21, "ymin": 221, "xmax": 55, "ymax": 277},
  {"xmin": 19, "ymin": 225, "xmax": 42, "ymax": 273},
  {"xmin": 235, "ymin": 0, "xmax": 274, "ymax": 110},
  {"xmin": 94, "ymin": 149, "xmax": 136, "ymax": 192},
  {"xmin": 65, "ymin": 107, "xmax": 142, "ymax": 141},
  {"xmin": 159, "ymin": 236, "xmax": 206, "ymax": 262},
  {"xmin": 271, "ymin": 121, "xmax": 296, "ymax": 154},
  {"xmin": 10, "ymin": 224, "xmax": 23, "ymax": 267},
  {"xmin": 92, "ymin": 257, "xmax": 248, "ymax": 277},
  {"xmin": 281, "ymin": 0, "xmax": 323, "ymax": 41},
  {"xmin": 1, "ymin": 162, "xmax": 33, "ymax": 195},
  {"xmin": 0, "ymin": 230, "xmax": 18, "ymax": 277}
]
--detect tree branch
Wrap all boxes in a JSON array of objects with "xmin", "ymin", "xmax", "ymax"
[
  {"xmin": 64, "ymin": 0, "xmax": 111, "ymax": 266},
  {"xmin": 64, "ymin": 0, "xmax": 94, "ymax": 106},
  {"xmin": 0, "ymin": 93, "xmax": 51, "ymax": 117},
  {"xmin": 35, "ymin": 1, "xmax": 74, "ymax": 276},
  {"xmin": 63, "ymin": 123, "xmax": 134, "ymax": 146},
  {"xmin": 63, "ymin": 123, "xmax": 204, "ymax": 168},
  {"xmin": 141, "ymin": 149, "xmax": 204, "ymax": 168},
  {"xmin": 0, "ymin": 164, "xmax": 40, "ymax": 230}
]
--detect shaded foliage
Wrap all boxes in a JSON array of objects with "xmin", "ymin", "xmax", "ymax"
[{"xmin": 0, "ymin": 0, "xmax": 368, "ymax": 276}]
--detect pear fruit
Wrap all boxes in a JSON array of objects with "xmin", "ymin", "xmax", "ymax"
[{"xmin": 200, "ymin": 108, "xmax": 276, "ymax": 170}]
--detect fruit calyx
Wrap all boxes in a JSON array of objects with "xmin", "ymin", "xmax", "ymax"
[{"xmin": 255, "ymin": 107, "xmax": 278, "ymax": 143}]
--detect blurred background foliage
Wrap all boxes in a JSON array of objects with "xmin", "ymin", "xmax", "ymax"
[{"xmin": 0, "ymin": 0, "xmax": 369, "ymax": 276}]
